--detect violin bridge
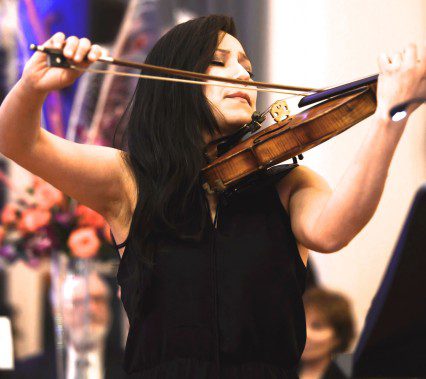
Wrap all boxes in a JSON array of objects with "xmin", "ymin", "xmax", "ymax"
[{"xmin": 270, "ymin": 100, "xmax": 290, "ymax": 125}]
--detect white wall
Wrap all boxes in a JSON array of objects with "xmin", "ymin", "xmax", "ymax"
[{"xmin": 268, "ymin": 0, "xmax": 426, "ymax": 345}]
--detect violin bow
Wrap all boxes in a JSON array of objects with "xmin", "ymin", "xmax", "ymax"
[
  {"xmin": 29, "ymin": 44, "xmax": 317, "ymax": 96},
  {"xmin": 31, "ymin": 43, "xmax": 398, "ymax": 114}
]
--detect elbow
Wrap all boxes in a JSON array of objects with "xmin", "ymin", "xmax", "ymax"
[
  {"xmin": 297, "ymin": 223, "xmax": 355, "ymax": 254},
  {"xmin": 311, "ymin": 236, "xmax": 351, "ymax": 254}
]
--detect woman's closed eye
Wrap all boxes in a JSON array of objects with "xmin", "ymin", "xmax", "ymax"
[
  {"xmin": 210, "ymin": 60, "xmax": 225, "ymax": 67},
  {"xmin": 210, "ymin": 60, "xmax": 255, "ymax": 79}
]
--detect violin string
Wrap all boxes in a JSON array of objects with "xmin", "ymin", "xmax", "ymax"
[{"xmin": 69, "ymin": 65, "xmax": 312, "ymax": 96}]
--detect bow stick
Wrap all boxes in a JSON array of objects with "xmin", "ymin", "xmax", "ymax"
[{"xmin": 29, "ymin": 44, "xmax": 317, "ymax": 96}]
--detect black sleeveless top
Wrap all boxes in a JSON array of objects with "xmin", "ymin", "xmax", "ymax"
[{"xmin": 111, "ymin": 165, "xmax": 307, "ymax": 378}]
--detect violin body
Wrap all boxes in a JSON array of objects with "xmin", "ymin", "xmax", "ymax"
[{"xmin": 202, "ymin": 84, "xmax": 377, "ymax": 193}]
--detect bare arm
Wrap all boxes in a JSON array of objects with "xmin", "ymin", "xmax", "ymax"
[
  {"xmin": 278, "ymin": 44, "xmax": 426, "ymax": 253},
  {"xmin": 279, "ymin": 118, "xmax": 402, "ymax": 253},
  {"xmin": 0, "ymin": 32, "xmax": 130, "ymax": 219},
  {"xmin": 0, "ymin": 79, "xmax": 46, "ymax": 156}
]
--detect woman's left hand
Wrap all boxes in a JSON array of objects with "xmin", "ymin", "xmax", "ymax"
[{"xmin": 375, "ymin": 44, "xmax": 425, "ymax": 123}]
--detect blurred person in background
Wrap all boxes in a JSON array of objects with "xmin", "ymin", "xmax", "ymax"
[
  {"xmin": 0, "ymin": 12, "xmax": 424, "ymax": 378},
  {"xmin": 62, "ymin": 271, "xmax": 112, "ymax": 379},
  {"xmin": 298, "ymin": 287, "xmax": 355, "ymax": 379},
  {"xmin": 14, "ymin": 270, "xmax": 135, "ymax": 379}
]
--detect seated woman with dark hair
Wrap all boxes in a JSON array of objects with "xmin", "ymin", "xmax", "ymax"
[{"xmin": 298, "ymin": 287, "xmax": 355, "ymax": 379}]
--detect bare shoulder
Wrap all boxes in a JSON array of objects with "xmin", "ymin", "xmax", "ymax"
[{"xmin": 275, "ymin": 165, "xmax": 330, "ymax": 212}]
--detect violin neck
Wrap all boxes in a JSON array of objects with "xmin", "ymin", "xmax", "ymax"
[{"xmin": 298, "ymin": 74, "xmax": 378, "ymax": 108}]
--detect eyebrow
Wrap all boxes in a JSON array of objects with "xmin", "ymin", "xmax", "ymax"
[{"xmin": 215, "ymin": 48, "xmax": 252, "ymax": 64}]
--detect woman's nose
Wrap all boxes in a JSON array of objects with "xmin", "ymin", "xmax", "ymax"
[
  {"xmin": 237, "ymin": 68, "xmax": 251, "ymax": 81},
  {"xmin": 229, "ymin": 58, "xmax": 250, "ymax": 81}
]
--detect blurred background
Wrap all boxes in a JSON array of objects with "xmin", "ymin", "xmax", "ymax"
[{"xmin": 0, "ymin": 0, "xmax": 424, "ymax": 378}]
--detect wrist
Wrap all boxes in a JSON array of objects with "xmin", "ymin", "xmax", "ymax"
[
  {"xmin": 17, "ymin": 76, "xmax": 49, "ymax": 98},
  {"xmin": 374, "ymin": 104, "xmax": 392, "ymax": 124},
  {"xmin": 16, "ymin": 78, "xmax": 49, "ymax": 103},
  {"xmin": 374, "ymin": 105, "xmax": 408, "ymax": 126},
  {"xmin": 371, "ymin": 108, "xmax": 406, "ymax": 140}
]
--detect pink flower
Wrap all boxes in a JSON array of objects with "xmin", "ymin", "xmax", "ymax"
[
  {"xmin": 33, "ymin": 181, "xmax": 64, "ymax": 210},
  {"xmin": 75, "ymin": 205, "xmax": 106, "ymax": 229},
  {"xmin": 67, "ymin": 227, "xmax": 101, "ymax": 259},
  {"xmin": 1, "ymin": 203, "xmax": 20, "ymax": 225},
  {"xmin": 17, "ymin": 208, "xmax": 51, "ymax": 233}
]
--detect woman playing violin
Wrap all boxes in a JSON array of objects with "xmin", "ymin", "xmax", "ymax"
[{"xmin": 0, "ymin": 14, "xmax": 424, "ymax": 378}]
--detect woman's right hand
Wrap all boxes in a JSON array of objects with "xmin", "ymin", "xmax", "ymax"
[{"xmin": 21, "ymin": 32, "xmax": 106, "ymax": 94}]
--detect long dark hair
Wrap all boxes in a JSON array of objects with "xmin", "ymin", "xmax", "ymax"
[{"xmin": 115, "ymin": 15, "xmax": 237, "ymax": 270}]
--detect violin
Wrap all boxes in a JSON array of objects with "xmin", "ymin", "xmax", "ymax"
[
  {"xmin": 31, "ymin": 44, "xmax": 384, "ymax": 194},
  {"xmin": 202, "ymin": 82, "xmax": 377, "ymax": 193}
]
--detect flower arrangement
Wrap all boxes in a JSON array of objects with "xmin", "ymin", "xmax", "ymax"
[{"xmin": 0, "ymin": 174, "xmax": 114, "ymax": 267}]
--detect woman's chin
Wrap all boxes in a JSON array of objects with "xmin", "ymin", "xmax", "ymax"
[
  {"xmin": 222, "ymin": 115, "xmax": 253, "ymax": 131},
  {"xmin": 219, "ymin": 123, "xmax": 247, "ymax": 137}
]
